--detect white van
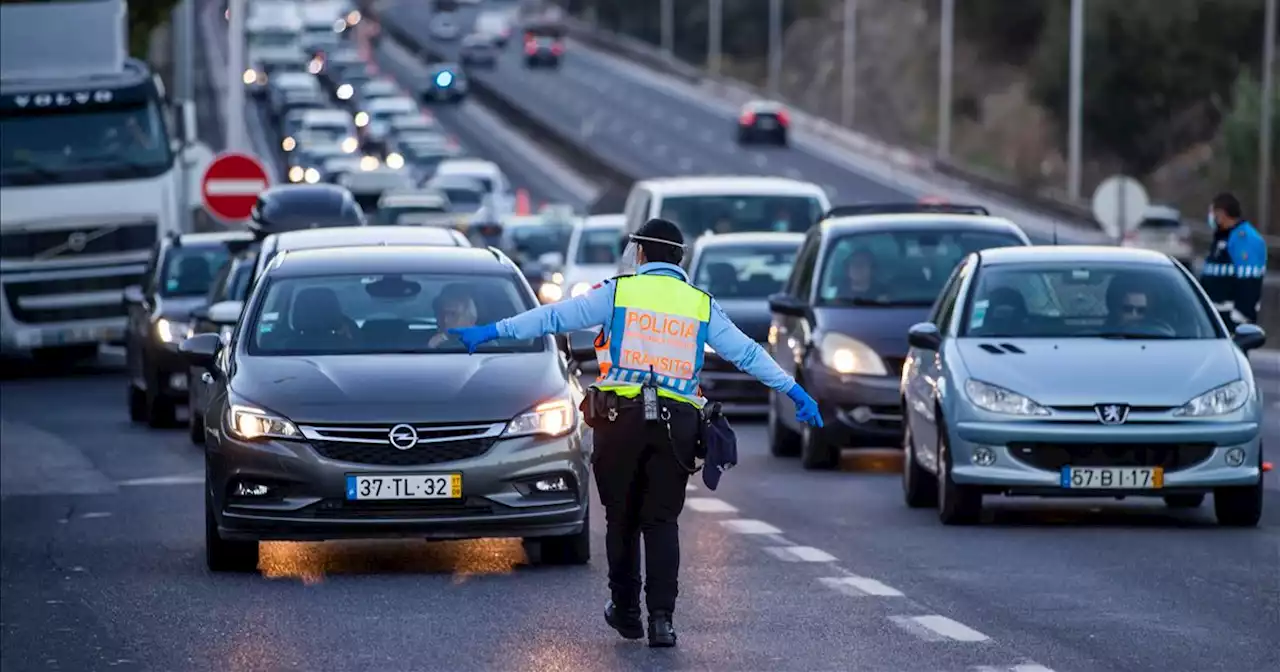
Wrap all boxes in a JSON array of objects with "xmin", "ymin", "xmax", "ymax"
[
  {"xmin": 621, "ymin": 176, "xmax": 831, "ymax": 245},
  {"xmin": 434, "ymin": 159, "xmax": 512, "ymax": 215}
]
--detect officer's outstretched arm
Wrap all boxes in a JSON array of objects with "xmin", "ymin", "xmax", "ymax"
[
  {"xmin": 495, "ymin": 282, "xmax": 614, "ymax": 340},
  {"xmin": 705, "ymin": 301, "xmax": 796, "ymax": 395}
]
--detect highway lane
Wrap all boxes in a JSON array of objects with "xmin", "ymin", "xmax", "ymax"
[
  {"xmin": 2, "ymin": 366, "xmax": 1063, "ymax": 672},
  {"xmin": 374, "ymin": 0, "xmax": 1109, "ymax": 246}
]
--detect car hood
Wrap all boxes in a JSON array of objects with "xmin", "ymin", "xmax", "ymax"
[
  {"xmin": 717, "ymin": 298, "xmax": 773, "ymax": 343},
  {"xmin": 816, "ymin": 305, "xmax": 932, "ymax": 358},
  {"xmin": 954, "ymin": 339, "xmax": 1243, "ymax": 407},
  {"xmin": 230, "ymin": 351, "xmax": 567, "ymax": 424}
]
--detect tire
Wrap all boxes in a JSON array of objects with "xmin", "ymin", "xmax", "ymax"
[
  {"xmin": 776, "ymin": 130, "xmax": 788, "ymax": 146},
  {"xmin": 902, "ymin": 420, "xmax": 938, "ymax": 508},
  {"xmin": 767, "ymin": 391, "xmax": 801, "ymax": 457},
  {"xmin": 128, "ymin": 383, "xmax": 147, "ymax": 423},
  {"xmin": 534, "ymin": 506, "xmax": 591, "ymax": 565},
  {"xmin": 145, "ymin": 379, "xmax": 177, "ymax": 429},
  {"xmin": 1214, "ymin": 469, "xmax": 1263, "ymax": 528},
  {"xmin": 205, "ymin": 491, "xmax": 259, "ymax": 572},
  {"xmin": 736, "ymin": 128, "xmax": 750, "ymax": 144},
  {"xmin": 800, "ymin": 423, "xmax": 839, "ymax": 470},
  {"xmin": 1163, "ymin": 493, "xmax": 1205, "ymax": 509},
  {"xmin": 188, "ymin": 394, "xmax": 205, "ymax": 446},
  {"xmin": 937, "ymin": 422, "xmax": 982, "ymax": 525}
]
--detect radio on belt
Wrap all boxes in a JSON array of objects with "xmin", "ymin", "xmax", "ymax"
[{"xmin": 642, "ymin": 366, "xmax": 659, "ymax": 422}]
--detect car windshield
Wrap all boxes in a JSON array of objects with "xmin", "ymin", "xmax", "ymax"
[
  {"xmin": 377, "ymin": 205, "xmax": 446, "ymax": 225},
  {"xmin": 431, "ymin": 186, "xmax": 482, "ymax": 205},
  {"xmin": 819, "ymin": 229, "xmax": 1025, "ymax": 306},
  {"xmin": 161, "ymin": 246, "xmax": 232, "ymax": 297},
  {"xmin": 574, "ymin": 228, "xmax": 622, "ymax": 264},
  {"xmin": 248, "ymin": 30, "xmax": 297, "ymax": 49},
  {"xmin": 659, "ymin": 195, "xmax": 823, "ymax": 237},
  {"xmin": 693, "ymin": 244, "xmax": 798, "ymax": 298},
  {"xmin": 441, "ymin": 172, "xmax": 493, "ymax": 192},
  {"xmin": 961, "ymin": 262, "xmax": 1220, "ymax": 339},
  {"xmin": 1, "ymin": 85, "xmax": 173, "ymax": 186},
  {"xmin": 248, "ymin": 273, "xmax": 543, "ymax": 355}
]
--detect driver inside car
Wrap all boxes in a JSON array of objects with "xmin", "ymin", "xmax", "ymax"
[
  {"xmin": 838, "ymin": 249, "xmax": 891, "ymax": 301},
  {"xmin": 427, "ymin": 284, "xmax": 478, "ymax": 348}
]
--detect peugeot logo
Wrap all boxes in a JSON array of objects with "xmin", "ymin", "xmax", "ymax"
[
  {"xmin": 1095, "ymin": 404, "xmax": 1130, "ymax": 425},
  {"xmin": 388, "ymin": 423, "xmax": 418, "ymax": 450}
]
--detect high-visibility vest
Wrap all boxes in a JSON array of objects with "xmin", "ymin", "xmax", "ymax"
[{"xmin": 592, "ymin": 274, "xmax": 712, "ymax": 408}]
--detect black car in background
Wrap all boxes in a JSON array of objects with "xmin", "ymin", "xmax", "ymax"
[
  {"xmin": 736, "ymin": 100, "xmax": 791, "ymax": 146},
  {"xmin": 766, "ymin": 204, "xmax": 1032, "ymax": 469},
  {"xmin": 687, "ymin": 232, "xmax": 804, "ymax": 413},
  {"xmin": 248, "ymin": 184, "xmax": 369, "ymax": 238},
  {"xmin": 124, "ymin": 230, "xmax": 254, "ymax": 427},
  {"xmin": 187, "ymin": 250, "xmax": 259, "ymax": 445}
]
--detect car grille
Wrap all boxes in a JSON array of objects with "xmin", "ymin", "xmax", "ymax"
[
  {"xmin": 299, "ymin": 421, "xmax": 506, "ymax": 466},
  {"xmin": 304, "ymin": 498, "xmax": 496, "ymax": 520},
  {"xmin": 2, "ymin": 273, "xmax": 140, "ymax": 324},
  {"xmin": 1008, "ymin": 443, "xmax": 1215, "ymax": 472},
  {"xmin": 0, "ymin": 222, "xmax": 157, "ymax": 260}
]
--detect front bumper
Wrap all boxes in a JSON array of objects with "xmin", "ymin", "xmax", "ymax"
[
  {"xmin": 701, "ymin": 353, "xmax": 768, "ymax": 413},
  {"xmin": 947, "ymin": 419, "xmax": 1263, "ymax": 494},
  {"xmin": 807, "ymin": 366, "xmax": 904, "ymax": 446},
  {"xmin": 209, "ymin": 427, "xmax": 590, "ymax": 542},
  {"xmin": 142, "ymin": 340, "xmax": 190, "ymax": 400}
]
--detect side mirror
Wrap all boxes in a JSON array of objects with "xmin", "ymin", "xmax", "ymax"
[
  {"xmin": 1232, "ymin": 323, "xmax": 1266, "ymax": 352},
  {"xmin": 207, "ymin": 300, "xmax": 245, "ymax": 325},
  {"xmin": 538, "ymin": 251, "xmax": 564, "ymax": 269},
  {"xmin": 190, "ymin": 305, "xmax": 211, "ymax": 321},
  {"xmin": 907, "ymin": 322, "xmax": 943, "ymax": 350},
  {"xmin": 179, "ymin": 333, "xmax": 222, "ymax": 368},
  {"xmin": 123, "ymin": 284, "xmax": 145, "ymax": 306},
  {"xmin": 768, "ymin": 292, "xmax": 808, "ymax": 318}
]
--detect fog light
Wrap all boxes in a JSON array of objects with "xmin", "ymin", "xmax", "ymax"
[
  {"xmin": 1225, "ymin": 447, "xmax": 1247, "ymax": 467},
  {"xmin": 304, "ymin": 168, "xmax": 321, "ymax": 183},
  {"xmin": 288, "ymin": 165, "xmax": 304, "ymax": 182},
  {"xmin": 971, "ymin": 446, "xmax": 996, "ymax": 466},
  {"xmin": 233, "ymin": 481, "xmax": 271, "ymax": 497},
  {"xmin": 850, "ymin": 405, "xmax": 873, "ymax": 424},
  {"xmin": 533, "ymin": 476, "xmax": 569, "ymax": 493},
  {"xmin": 169, "ymin": 373, "xmax": 187, "ymax": 391}
]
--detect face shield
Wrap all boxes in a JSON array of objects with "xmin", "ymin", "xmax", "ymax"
[{"xmin": 619, "ymin": 234, "xmax": 685, "ymax": 274}]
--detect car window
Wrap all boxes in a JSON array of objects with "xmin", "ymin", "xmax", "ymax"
[
  {"xmin": 574, "ymin": 228, "xmax": 623, "ymax": 264},
  {"xmin": 206, "ymin": 262, "xmax": 232, "ymax": 303},
  {"xmin": 228, "ymin": 261, "xmax": 254, "ymax": 301},
  {"xmin": 788, "ymin": 232, "xmax": 821, "ymax": 300},
  {"xmin": 247, "ymin": 273, "xmax": 544, "ymax": 355},
  {"xmin": 159, "ymin": 246, "xmax": 231, "ymax": 297},
  {"xmin": 931, "ymin": 260, "xmax": 967, "ymax": 334},
  {"xmin": 508, "ymin": 222, "xmax": 574, "ymax": 260},
  {"xmin": 961, "ymin": 262, "xmax": 1220, "ymax": 339},
  {"xmin": 693, "ymin": 244, "xmax": 799, "ymax": 299},
  {"xmin": 658, "ymin": 194, "xmax": 822, "ymax": 237},
  {"xmin": 818, "ymin": 229, "xmax": 1025, "ymax": 307}
]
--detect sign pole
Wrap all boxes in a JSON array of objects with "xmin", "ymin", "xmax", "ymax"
[
  {"xmin": 1258, "ymin": 0, "xmax": 1275, "ymax": 232},
  {"xmin": 226, "ymin": 0, "xmax": 247, "ymax": 152},
  {"xmin": 1067, "ymin": 0, "xmax": 1085, "ymax": 201}
]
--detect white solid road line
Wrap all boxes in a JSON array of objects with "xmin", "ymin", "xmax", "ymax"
[
  {"xmin": 684, "ymin": 497, "xmax": 738, "ymax": 513},
  {"xmin": 818, "ymin": 576, "xmax": 904, "ymax": 597},
  {"xmin": 765, "ymin": 546, "xmax": 837, "ymax": 562},
  {"xmin": 117, "ymin": 473, "xmax": 204, "ymax": 487},
  {"xmin": 892, "ymin": 615, "xmax": 991, "ymax": 642},
  {"xmin": 971, "ymin": 665, "xmax": 1056, "ymax": 672},
  {"xmin": 204, "ymin": 179, "xmax": 268, "ymax": 195},
  {"xmin": 719, "ymin": 519, "xmax": 782, "ymax": 535}
]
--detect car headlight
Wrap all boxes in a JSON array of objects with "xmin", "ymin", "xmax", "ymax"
[
  {"xmin": 155, "ymin": 318, "xmax": 191, "ymax": 343},
  {"xmin": 359, "ymin": 155, "xmax": 379, "ymax": 170},
  {"xmin": 354, "ymin": 111, "xmax": 369, "ymax": 127},
  {"xmin": 288, "ymin": 165, "xmax": 304, "ymax": 182},
  {"xmin": 304, "ymin": 167, "xmax": 321, "ymax": 183},
  {"xmin": 503, "ymin": 398, "xmax": 575, "ymax": 438},
  {"xmin": 282, "ymin": 136, "xmax": 296, "ymax": 151},
  {"xmin": 227, "ymin": 404, "xmax": 301, "ymax": 441},
  {"xmin": 340, "ymin": 136, "xmax": 359, "ymax": 153},
  {"xmin": 1172, "ymin": 380, "xmax": 1251, "ymax": 417},
  {"xmin": 346, "ymin": 9, "xmax": 361, "ymax": 25},
  {"xmin": 570, "ymin": 282, "xmax": 591, "ymax": 298},
  {"xmin": 964, "ymin": 379, "xmax": 1050, "ymax": 416},
  {"xmin": 242, "ymin": 68, "xmax": 258, "ymax": 85},
  {"xmin": 818, "ymin": 333, "xmax": 887, "ymax": 376},
  {"xmin": 307, "ymin": 58, "xmax": 323, "ymax": 75},
  {"xmin": 385, "ymin": 152, "xmax": 405, "ymax": 169},
  {"xmin": 538, "ymin": 282, "xmax": 563, "ymax": 302},
  {"xmin": 337, "ymin": 83, "xmax": 354, "ymax": 100}
]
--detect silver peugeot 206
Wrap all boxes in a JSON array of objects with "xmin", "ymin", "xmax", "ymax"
[{"xmin": 900, "ymin": 246, "xmax": 1267, "ymax": 526}]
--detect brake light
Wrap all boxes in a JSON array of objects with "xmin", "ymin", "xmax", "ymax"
[
  {"xmin": 776, "ymin": 109, "xmax": 790, "ymax": 126},
  {"xmin": 739, "ymin": 111, "xmax": 756, "ymax": 125},
  {"xmin": 525, "ymin": 38, "xmax": 537, "ymax": 54},
  {"xmin": 551, "ymin": 42, "xmax": 564, "ymax": 55}
]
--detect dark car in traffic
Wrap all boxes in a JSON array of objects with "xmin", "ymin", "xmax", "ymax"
[
  {"xmin": 181, "ymin": 246, "xmax": 590, "ymax": 571},
  {"xmin": 689, "ymin": 232, "xmax": 804, "ymax": 413},
  {"xmin": 124, "ymin": 230, "xmax": 253, "ymax": 427},
  {"xmin": 766, "ymin": 204, "xmax": 1032, "ymax": 469},
  {"xmin": 248, "ymin": 183, "xmax": 369, "ymax": 238},
  {"xmin": 422, "ymin": 63, "xmax": 468, "ymax": 103},
  {"xmin": 737, "ymin": 100, "xmax": 790, "ymax": 146},
  {"xmin": 187, "ymin": 250, "xmax": 259, "ymax": 445},
  {"xmin": 523, "ymin": 24, "xmax": 564, "ymax": 68}
]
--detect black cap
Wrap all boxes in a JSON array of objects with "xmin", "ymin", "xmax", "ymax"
[
  {"xmin": 1211, "ymin": 193, "xmax": 1243, "ymax": 219},
  {"xmin": 634, "ymin": 218, "xmax": 685, "ymax": 263}
]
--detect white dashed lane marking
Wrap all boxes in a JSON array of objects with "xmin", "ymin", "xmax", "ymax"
[
  {"xmin": 719, "ymin": 519, "xmax": 782, "ymax": 535},
  {"xmin": 818, "ymin": 575, "xmax": 904, "ymax": 597},
  {"xmin": 685, "ymin": 497, "xmax": 738, "ymax": 513},
  {"xmin": 971, "ymin": 665, "xmax": 1057, "ymax": 672},
  {"xmin": 765, "ymin": 546, "xmax": 837, "ymax": 562},
  {"xmin": 891, "ymin": 615, "xmax": 991, "ymax": 642}
]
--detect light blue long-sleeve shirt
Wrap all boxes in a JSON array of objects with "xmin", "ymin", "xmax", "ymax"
[{"xmin": 495, "ymin": 261, "xmax": 797, "ymax": 395}]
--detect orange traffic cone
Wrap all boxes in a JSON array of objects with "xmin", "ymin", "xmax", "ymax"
[{"xmin": 515, "ymin": 189, "xmax": 531, "ymax": 215}]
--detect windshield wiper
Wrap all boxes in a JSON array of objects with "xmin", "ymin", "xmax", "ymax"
[
  {"xmin": 826, "ymin": 297, "xmax": 933, "ymax": 307},
  {"xmin": 5, "ymin": 155, "xmax": 61, "ymax": 181},
  {"xmin": 1094, "ymin": 331, "xmax": 1180, "ymax": 340}
]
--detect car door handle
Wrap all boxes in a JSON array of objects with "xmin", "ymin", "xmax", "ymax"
[{"xmin": 201, "ymin": 372, "xmax": 213, "ymax": 384}]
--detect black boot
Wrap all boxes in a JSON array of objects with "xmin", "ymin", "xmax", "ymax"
[
  {"xmin": 604, "ymin": 600, "xmax": 644, "ymax": 640},
  {"xmin": 647, "ymin": 612, "xmax": 676, "ymax": 648}
]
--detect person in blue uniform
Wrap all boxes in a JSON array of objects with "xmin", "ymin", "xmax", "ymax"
[
  {"xmin": 450, "ymin": 218, "xmax": 822, "ymax": 647},
  {"xmin": 1199, "ymin": 193, "xmax": 1268, "ymax": 330}
]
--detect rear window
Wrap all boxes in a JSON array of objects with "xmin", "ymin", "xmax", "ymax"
[
  {"xmin": 160, "ymin": 246, "xmax": 231, "ymax": 297},
  {"xmin": 439, "ymin": 188, "xmax": 481, "ymax": 205},
  {"xmin": 659, "ymin": 195, "xmax": 823, "ymax": 237},
  {"xmin": 575, "ymin": 228, "xmax": 622, "ymax": 264},
  {"xmin": 693, "ymin": 244, "xmax": 798, "ymax": 298}
]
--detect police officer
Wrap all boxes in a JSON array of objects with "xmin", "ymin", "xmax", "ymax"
[
  {"xmin": 450, "ymin": 218, "xmax": 823, "ymax": 647},
  {"xmin": 1199, "ymin": 193, "xmax": 1268, "ymax": 330}
]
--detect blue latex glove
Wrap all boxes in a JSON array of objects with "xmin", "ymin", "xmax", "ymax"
[
  {"xmin": 448, "ymin": 323, "xmax": 500, "ymax": 354},
  {"xmin": 786, "ymin": 384, "xmax": 824, "ymax": 427}
]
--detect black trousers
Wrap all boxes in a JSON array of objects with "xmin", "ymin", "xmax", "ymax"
[{"xmin": 591, "ymin": 399, "xmax": 699, "ymax": 615}]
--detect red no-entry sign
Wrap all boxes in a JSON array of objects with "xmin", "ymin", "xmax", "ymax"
[{"xmin": 201, "ymin": 152, "xmax": 270, "ymax": 222}]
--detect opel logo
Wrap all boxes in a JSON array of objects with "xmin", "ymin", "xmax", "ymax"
[
  {"xmin": 388, "ymin": 423, "xmax": 418, "ymax": 450},
  {"xmin": 1095, "ymin": 404, "xmax": 1130, "ymax": 425},
  {"xmin": 66, "ymin": 232, "xmax": 88, "ymax": 252}
]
